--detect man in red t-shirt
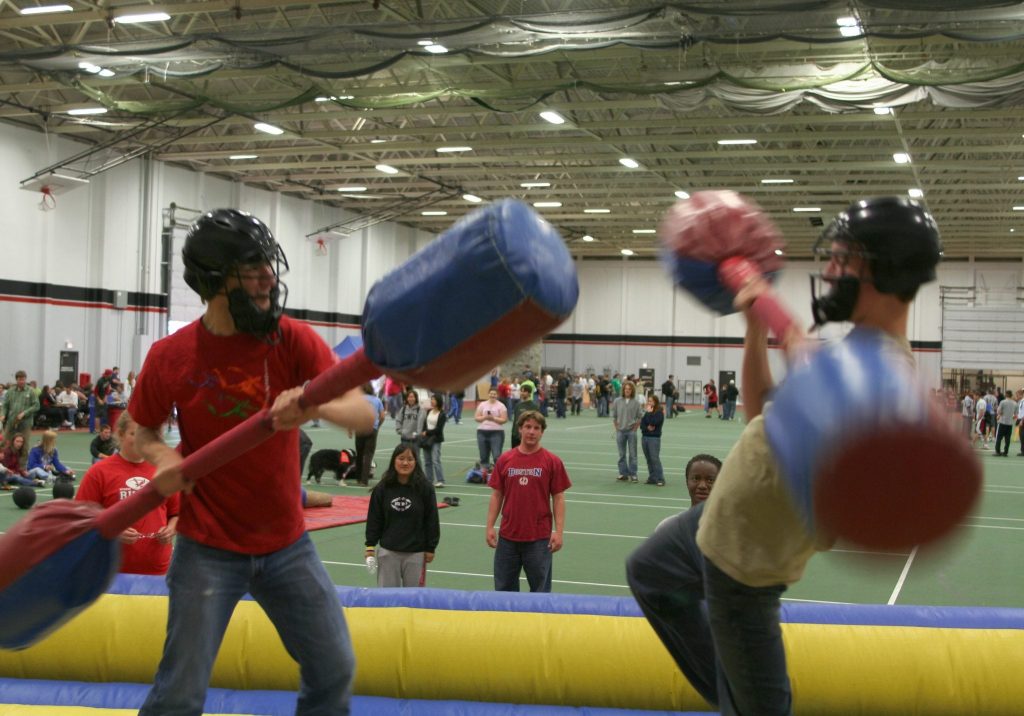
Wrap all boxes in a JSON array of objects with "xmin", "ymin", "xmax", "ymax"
[
  {"xmin": 76, "ymin": 413, "xmax": 180, "ymax": 575},
  {"xmin": 485, "ymin": 410, "xmax": 571, "ymax": 592},
  {"xmin": 130, "ymin": 209, "xmax": 374, "ymax": 716}
]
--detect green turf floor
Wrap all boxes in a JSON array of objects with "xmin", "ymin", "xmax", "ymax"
[{"xmin": 3, "ymin": 409, "xmax": 1022, "ymax": 608}]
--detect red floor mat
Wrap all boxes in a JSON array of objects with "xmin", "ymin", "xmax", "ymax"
[{"xmin": 303, "ymin": 494, "xmax": 449, "ymax": 532}]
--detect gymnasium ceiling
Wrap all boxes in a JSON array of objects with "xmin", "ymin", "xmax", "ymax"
[{"xmin": 3, "ymin": 1, "xmax": 1024, "ymax": 259}]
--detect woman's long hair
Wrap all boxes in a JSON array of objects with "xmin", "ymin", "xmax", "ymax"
[{"xmin": 376, "ymin": 443, "xmax": 432, "ymax": 497}]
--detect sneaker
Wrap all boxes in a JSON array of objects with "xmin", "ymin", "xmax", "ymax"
[
  {"xmin": 434, "ymin": 481, "xmax": 445, "ymax": 488},
  {"xmin": 644, "ymin": 480, "xmax": 658, "ymax": 485},
  {"xmin": 630, "ymin": 476, "xmax": 639, "ymax": 483},
  {"xmin": 656, "ymin": 481, "xmax": 666, "ymax": 487},
  {"xmin": 616, "ymin": 475, "xmax": 629, "ymax": 482}
]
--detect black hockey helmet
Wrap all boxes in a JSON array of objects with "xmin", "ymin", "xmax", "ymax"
[{"xmin": 814, "ymin": 197, "xmax": 941, "ymax": 296}]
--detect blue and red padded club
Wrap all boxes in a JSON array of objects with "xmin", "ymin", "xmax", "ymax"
[{"xmin": 0, "ymin": 198, "xmax": 578, "ymax": 650}]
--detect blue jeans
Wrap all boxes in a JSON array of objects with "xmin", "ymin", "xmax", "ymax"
[
  {"xmin": 140, "ymin": 533, "xmax": 354, "ymax": 716},
  {"xmin": 723, "ymin": 400, "xmax": 737, "ymax": 421},
  {"xmin": 477, "ymin": 429, "xmax": 504, "ymax": 468},
  {"xmin": 616, "ymin": 429, "xmax": 638, "ymax": 477},
  {"xmin": 447, "ymin": 396, "xmax": 462, "ymax": 423},
  {"xmin": 642, "ymin": 435, "xmax": 663, "ymax": 483},
  {"xmin": 626, "ymin": 503, "xmax": 793, "ymax": 716},
  {"xmin": 494, "ymin": 536, "xmax": 552, "ymax": 592},
  {"xmin": 422, "ymin": 441, "xmax": 444, "ymax": 484}
]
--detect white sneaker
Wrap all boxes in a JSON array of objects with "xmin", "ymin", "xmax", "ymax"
[{"xmin": 434, "ymin": 481, "xmax": 445, "ymax": 488}]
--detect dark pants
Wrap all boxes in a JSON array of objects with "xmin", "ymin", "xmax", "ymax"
[
  {"xmin": 626, "ymin": 503, "xmax": 793, "ymax": 716},
  {"xmin": 298, "ymin": 430, "xmax": 313, "ymax": 476},
  {"xmin": 494, "ymin": 536, "xmax": 552, "ymax": 592},
  {"xmin": 354, "ymin": 430, "xmax": 378, "ymax": 485},
  {"xmin": 995, "ymin": 423, "xmax": 1013, "ymax": 455},
  {"xmin": 555, "ymin": 396, "xmax": 566, "ymax": 418}
]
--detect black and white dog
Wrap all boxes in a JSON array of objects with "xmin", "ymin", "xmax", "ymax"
[{"xmin": 307, "ymin": 448, "xmax": 357, "ymax": 484}]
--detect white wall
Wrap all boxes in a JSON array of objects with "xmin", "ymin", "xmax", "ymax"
[
  {"xmin": 2, "ymin": 120, "xmax": 1019, "ymax": 390},
  {"xmin": 0, "ymin": 122, "xmax": 433, "ymax": 385}
]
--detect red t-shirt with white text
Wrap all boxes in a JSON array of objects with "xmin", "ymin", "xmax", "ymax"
[
  {"xmin": 128, "ymin": 315, "xmax": 335, "ymax": 554},
  {"xmin": 489, "ymin": 447, "xmax": 571, "ymax": 542},
  {"xmin": 76, "ymin": 454, "xmax": 181, "ymax": 575}
]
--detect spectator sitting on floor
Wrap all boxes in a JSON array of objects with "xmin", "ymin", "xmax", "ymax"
[
  {"xmin": 26, "ymin": 430, "xmax": 75, "ymax": 484},
  {"xmin": 90, "ymin": 424, "xmax": 118, "ymax": 463},
  {"xmin": 0, "ymin": 434, "xmax": 37, "ymax": 487}
]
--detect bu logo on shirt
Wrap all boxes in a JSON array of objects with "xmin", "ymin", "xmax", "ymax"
[{"xmin": 391, "ymin": 496, "xmax": 412, "ymax": 512}]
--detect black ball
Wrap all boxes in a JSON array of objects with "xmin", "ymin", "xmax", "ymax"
[
  {"xmin": 52, "ymin": 479, "xmax": 75, "ymax": 500},
  {"xmin": 12, "ymin": 486, "xmax": 36, "ymax": 509}
]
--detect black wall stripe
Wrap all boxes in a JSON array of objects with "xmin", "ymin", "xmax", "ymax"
[
  {"xmin": 0, "ymin": 278, "xmax": 167, "ymax": 310},
  {"xmin": 547, "ymin": 332, "xmax": 942, "ymax": 351}
]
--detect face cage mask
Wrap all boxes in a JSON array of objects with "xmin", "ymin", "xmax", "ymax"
[
  {"xmin": 225, "ymin": 249, "xmax": 290, "ymax": 341},
  {"xmin": 809, "ymin": 274, "xmax": 860, "ymax": 328}
]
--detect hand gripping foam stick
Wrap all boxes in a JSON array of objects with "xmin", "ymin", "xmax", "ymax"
[
  {"xmin": 0, "ymin": 198, "xmax": 579, "ymax": 649},
  {"xmin": 659, "ymin": 190, "xmax": 981, "ymax": 551}
]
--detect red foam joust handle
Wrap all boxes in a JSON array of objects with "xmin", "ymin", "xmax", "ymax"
[{"xmin": 718, "ymin": 256, "xmax": 798, "ymax": 341}]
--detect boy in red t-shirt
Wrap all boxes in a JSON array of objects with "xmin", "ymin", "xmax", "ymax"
[
  {"xmin": 485, "ymin": 410, "xmax": 571, "ymax": 592},
  {"xmin": 76, "ymin": 413, "xmax": 180, "ymax": 575}
]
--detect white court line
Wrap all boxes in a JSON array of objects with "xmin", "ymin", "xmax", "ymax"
[
  {"xmin": 887, "ymin": 546, "xmax": 918, "ymax": 605},
  {"xmin": 321, "ymin": 560, "xmax": 853, "ymax": 603},
  {"xmin": 440, "ymin": 521, "xmax": 647, "ymax": 540}
]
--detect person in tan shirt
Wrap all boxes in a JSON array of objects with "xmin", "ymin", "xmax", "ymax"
[{"xmin": 627, "ymin": 197, "xmax": 941, "ymax": 716}]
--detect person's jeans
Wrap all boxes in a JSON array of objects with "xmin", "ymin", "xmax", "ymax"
[
  {"xmin": 423, "ymin": 441, "xmax": 444, "ymax": 484},
  {"xmin": 354, "ymin": 430, "xmax": 378, "ymax": 484},
  {"xmin": 597, "ymin": 396, "xmax": 608, "ymax": 417},
  {"xmin": 995, "ymin": 423, "xmax": 1013, "ymax": 455},
  {"xmin": 626, "ymin": 504, "xmax": 794, "ymax": 716},
  {"xmin": 723, "ymin": 400, "xmax": 737, "ymax": 421},
  {"xmin": 139, "ymin": 533, "xmax": 354, "ymax": 716},
  {"xmin": 447, "ymin": 396, "xmax": 462, "ymax": 423},
  {"xmin": 494, "ymin": 536, "xmax": 552, "ymax": 592},
  {"xmin": 616, "ymin": 429, "xmax": 638, "ymax": 477},
  {"xmin": 642, "ymin": 436, "xmax": 663, "ymax": 483},
  {"xmin": 555, "ymin": 396, "xmax": 566, "ymax": 418},
  {"xmin": 476, "ymin": 429, "xmax": 504, "ymax": 468}
]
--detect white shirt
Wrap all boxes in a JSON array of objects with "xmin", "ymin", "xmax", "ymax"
[{"xmin": 56, "ymin": 391, "xmax": 78, "ymax": 408}]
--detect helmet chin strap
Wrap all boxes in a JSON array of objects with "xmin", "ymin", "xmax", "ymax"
[{"xmin": 810, "ymin": 275, "xmax": 861, "ymax": 328}]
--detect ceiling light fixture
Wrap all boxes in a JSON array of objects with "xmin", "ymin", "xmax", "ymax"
[
  {"xmin": 423, "ymin": 44, "xmax": 448, "ymax": 54},
  {"xmin": 717, "ymin": 138, "xmax": 757, "ymax": 145},
  {"xmin": 792, "ymin": 207, "xmax": 821, "ymax": 212},
  {"xmin": 761, "ymin": 178, "xmax": 794, "ymax": 184},
  {"xmin": 335, "ymin": 186, "xmax": 366, "ymax": 192},
  {"xmin": 632, "ymin": 229, "xmax": 656, "ymax": 234},
  {"xmin": 582, "ymin": 235, "xmax": 595, "ymax": 242},
  {"xmin": 893, "ymin": 152, "xmax": 912, "ymax": 164},
  {"xmin": 619, "ymin": 158, "xmax": 640, "ymax": 169},
  {"xmin": 375, "ymin": 164, "xmax": 399, "ymax": 174},
  {"xmin": 112, "ymin": 7, "xmax": 171, "ymax": 24},
  {"xmin": 97, "ymin": 68, "xmax": 115, "ymax": 77},
  {"xmin": 620, "ymin": 249, "xmax": 635, "ymax": 256},
  {"xmin": 463, "ymin": 194, "xmax": 482, "ymax": 203},
  {"xmin": 674, "ymin": 190, "xmax": 690, "ymax": 199},
  {"xmin": 874, "ymin": 106, "xmax": 893, "ymax": 115},
  {"xmin": 533, "ymin": 202, "xmax": 562, "ymax": 208},
  {"xmin": 1013, "ymin": 206, "xmax": 1024, "ymax": 211},
  {"xmin": 422, "ymin": 210, "xmax": 448, "ymax": 216},
  {"xmin": 520, "ymin": 182, "xmax": 551, "ymax": 188},
  {"xmin": 908, "ymin": 188, "xmax": 924, "ymax": 199},
  {"xmin": 836, "ymin": 16, "xmax": 863, "ymax": 37},
  {"xmin": 583, "ymin": 209, "xmax": 610, "ymax": 214},
  {"xmin": 774, "ymin": 249, "xmax": 784, "ymax": 256},
  {"xmin": 77, "ymin": 61, "xmax": 102, "ymax": 74},
  {"xmin": 369, "ymin": 139, "xmax": 387, "ymax": 144},
  {"xmin": 254, "ymin": 122, "xmax": 284, "ymax": 135},
  {"xmin": 436, "ymin": 146, "xmax": 472, "ymax": 153},
  {"xmin": 19, "ymin": 4, "xmax": 74, "ymax": 14},
  {"xmin": 229, "ymin": 154, "xmax": 258, "ymax": 160},
  {"xmin": 67, "ymin": 107, "xmax": 108, "ymax": 115},
  {"xmin": 663, "ymin": 81, "xmax": 682, "ymax": 86},
  {"xmin": 417, "ymin": 40, "xmax": 434, "ymax": 46},
  {"xmin": 539, "ymin": 111, "xmax": 565, "ymax": 125}
]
